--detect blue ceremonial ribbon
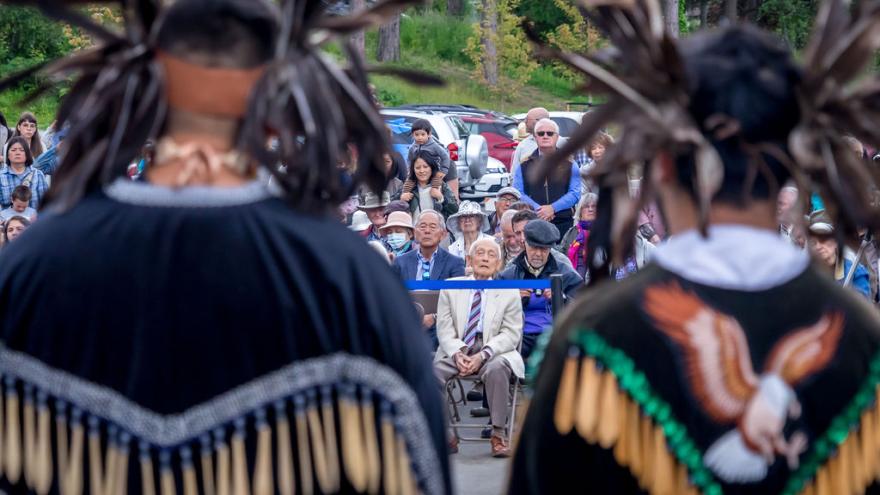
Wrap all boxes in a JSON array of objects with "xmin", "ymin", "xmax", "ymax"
[{"xmin": 405, "ymin": 280, "xmax": 552, "ymax": 290}]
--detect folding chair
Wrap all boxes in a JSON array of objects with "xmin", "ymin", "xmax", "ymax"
[{"xmin": 444, "ymin": 338, "xmax": 524, "ymax": 443}]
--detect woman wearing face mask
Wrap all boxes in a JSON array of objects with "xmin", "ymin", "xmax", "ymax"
[{"xmin": 379, "ymin": 210, "xmax": 416, "ymax": 260}]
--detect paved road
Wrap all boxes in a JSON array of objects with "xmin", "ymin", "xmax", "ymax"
[{"xmin": 448, "ymin": 392, "xmax": 520, "ymax": 495}]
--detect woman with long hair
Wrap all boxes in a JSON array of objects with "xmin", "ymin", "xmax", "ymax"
[
  {"xmin": 10, "ymin": 112, "xmax": 44, "ymax": 158},
  {"xmin": 395, "ymin": 148, "xmax": 458, "ymax": 219},
  {"xmin": 1, "ymin": 136, "xmax": 48, "ymax": 209}
]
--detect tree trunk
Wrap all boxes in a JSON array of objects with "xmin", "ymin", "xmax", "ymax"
[
  {"xmin": 725, "ymin": 0, "xmax": 737, "ymax": 21},
  {"xmin": 745, "ymin": 0, "xmax": 760, "ymax": 22},
  {"xmin": 448, "ymin": 0, "xmax": 464, "ymax": 16},
  {"xmin": 349, "ymin": 0, "xmax": 366, "ymax": 59},
  {"xmin": 663, "ymin": 0, "xmax": 680, "ymax": 37},
  {"xmin": 700, "ymin": 0, "xmax": 709, "ymax": 27},
  {"xmin": 377, "ymin": 14, "xmax": 401, "ymax": 62},
  {"xmin": 480, "ymin": 0, "xmax": 499, "ymax": 86}
]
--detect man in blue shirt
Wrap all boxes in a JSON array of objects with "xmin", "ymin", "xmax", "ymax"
[{"xmin": 512, "ymin": 118, "xmax": 581, "ymax": 239}]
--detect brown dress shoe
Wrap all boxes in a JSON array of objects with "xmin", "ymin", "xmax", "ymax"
[
  {"xmin": 449, "ymin": 436, "xmax": 460, "ymax": 454},
  {"xmin": 491, "ymin": 435, "xmax": 511, "ymax": 458}
]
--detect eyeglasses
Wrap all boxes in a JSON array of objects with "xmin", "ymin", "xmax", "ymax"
[
  {"xmin": 497, "ymin": 196, "xmax": 516, "ymax": 204},
  {"xmin": 536, "ymin": 131, "xmax": 556, "ymax": 137}
]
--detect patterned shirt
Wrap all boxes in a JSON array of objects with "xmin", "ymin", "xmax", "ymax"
[
  {"xmin": 416, "ymin": 248, "xmax": 437, "ymax": 280},
  {"xmin": 0, "ymin": 165, "xmax": 49, "ymax": 209}
]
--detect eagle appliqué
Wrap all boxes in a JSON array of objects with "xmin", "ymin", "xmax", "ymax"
[{"xmin": 643, "ymin": 282, "xmax": 845, "ymax": 483}]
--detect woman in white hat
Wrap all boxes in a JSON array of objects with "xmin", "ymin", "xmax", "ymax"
[
  {"xmin": 447, "ymin": 200, "xmax": 495, "ymax": 260},
  {"xmin": 380, "ymin": 210, "xmax": 417, "ymax": 260}
]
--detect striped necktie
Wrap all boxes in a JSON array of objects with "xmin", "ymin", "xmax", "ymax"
[{"xmin": 463, "ymin": 290, "xmax": 482, "ymax": 348}]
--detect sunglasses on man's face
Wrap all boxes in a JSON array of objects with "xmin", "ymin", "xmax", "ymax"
[{"xmin": 536, "ymin": 131, "xmax": 556, "ymax": 137}]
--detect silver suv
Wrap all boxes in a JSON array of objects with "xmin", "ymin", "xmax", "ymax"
[{"xmin": 381, "ymin": 108, "xmax": 488, "ymax": 190}]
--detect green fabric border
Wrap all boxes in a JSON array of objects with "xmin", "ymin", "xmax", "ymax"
[
  {"xmin": 568, "ymin": 328, "xmax": 880, "ymax": 495},
  {"xmin": 569, "ymin": 329, "xmax": 723, "ymax": 495},
  {"xmin": 779, "ymin": 345, "xmax": 880, "ymax": 495}
]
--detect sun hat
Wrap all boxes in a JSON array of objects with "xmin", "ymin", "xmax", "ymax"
[{"xmin": 446, "ymin": 200, "xmax": 490, "ymax": 234}]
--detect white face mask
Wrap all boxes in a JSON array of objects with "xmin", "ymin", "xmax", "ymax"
[{"xmin": 386, "ymin": 232, "xmax": 409, "ymax": 250}]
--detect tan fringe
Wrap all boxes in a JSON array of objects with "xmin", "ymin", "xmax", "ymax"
[
  {"xmin": 88, "ymin": 425, "xmax": 103, "ymax": 495},
  {"xmin": 815, "ymin": 465, "xmax": 831, "ymax": 495},
  {"xmin": 112, "ymin": 441, "xmax": 129, "ymax": 495},
  {"xmin": 160, "ymin": 464, "xmax": 176, "ymax": 495},
  {"xmin": 103, "ymin": 443, "xmax": 119, "ymax": 495},
  {"xmin": 624, "ymin": 400, "xmax": 642, "ymax": 480},
  {"xmin": 64, "ymin": 420, "xmax": 85, "ymax": 495},
  {"xmin": 341, "ymin": 394, "xmax": 367, "ymax": 492},
  {"xmin": 295, "ymin": 406, "xmax": 314, "ymax": 495},
  {"xmin": 321, "ymin": 397, "xmax": 340, "ymax": 492},
  {"xmin": 23, "ymin": 395, "xmax": 35, "ymax": 488},
  {"xmin": 574, "ymin": 358, "xmax": 600, "ymax": 442},
  {"xmin": 253, "ymin": 422, "xmax": 273, "ymax": 495},
  {"xmin": 56, "ymin": 413, "xmax": 68, "ymax": 494},
  {"xmin": 652, "ymin": 425, "xmax": 675, "ymax": 495},
  {"xmin": 362, "ymin": 400, "xmax": 382, "ymax": 495},
  {"xmin": 381, "ymin": 417, "xmax": 399, "ymax": 495},
  {"xmin": 553, "ymin": 354, "xmax": 578, "ymax": 435},
  {"xmin": 139, "ymin": 453, "xmax": 156, "ymax": 495},
  {"xmin": 596, "ymin": 372, "xmax": 620, "ymax": 449},
  {"xmin": 612, "ymin": 393, "xmax": 628, "ymax": 467},
  {"xmin": 275, "ymin": 415, "xmax": 295, "ymax": 495},
  {"xmin": 5, "ymin": 388, "xmax": 21, "ymax": 484},
  {"xmin": 34, "ymin": 404, "xmax": 52, "ymax": 495},
  {"xmin": 232, "ymin": 429, "xmax": 251, "ymax": 495},
  {"xmin": 397, "ymin": 434, "xmax": 415, "ymax": 495},
  {"xmin": 201, "ymin": 442, "xmax": 216, "ymax": 495},
  {"xmin": 183, "ymin": 460, "xmax": 198, "ymax": 495},
  {"xmin": 307, "ymin": 406, "xmax": 332, "ymax": 493},
  {"xmin": 215, "ymin": 439, "xmax": 231, "ymax": 495},
  {"xmin": 638, "ymin": 405, "xmax": 654, "ymax": 490}
]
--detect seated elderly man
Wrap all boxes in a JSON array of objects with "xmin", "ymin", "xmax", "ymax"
[
  {"xmin": 434, "ymin": 237, "xmax": 524, "ymax": 458},
  {"xmin": 499, "ymin": 219, "xmax": 583, "ymax": 358}
]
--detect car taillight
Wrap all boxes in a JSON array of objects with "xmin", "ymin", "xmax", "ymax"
[{"xmin": 447, "ymin": 142, "xmax": 460, "ymax": 161}]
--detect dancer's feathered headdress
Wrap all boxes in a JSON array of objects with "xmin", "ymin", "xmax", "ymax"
[
  {"xmin": 0, "ymin": 0, "xmax": 440, "ymax": 212},
  {"xmin": 525, "ymin": 0, "xmax": 880, "ymax": 275}
]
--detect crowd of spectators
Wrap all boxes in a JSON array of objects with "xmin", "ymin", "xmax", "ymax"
[{"xmin": 5, "ymin": 100, "xmax": 880, "ymax": 458}]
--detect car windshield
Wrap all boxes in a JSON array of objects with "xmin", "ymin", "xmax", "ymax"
[
  {"xmin": 503, "ymin": 123, "xmax": 518, "ymax": 139},
  {"xmin": 446, "ymin": 116, "xmax": 469, "ymax": 140}
]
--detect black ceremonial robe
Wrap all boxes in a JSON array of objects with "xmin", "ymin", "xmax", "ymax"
[
  {"xmin": 510, "ymin": 261, "xmax": 880, "ymax": 495},
  {"xmin": 0, "ymin": 178, "xmax": 450, "ymax": 495}
]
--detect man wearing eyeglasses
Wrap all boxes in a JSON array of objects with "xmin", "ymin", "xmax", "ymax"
[{"xmin": 512, "ymin": 118, "xmax": 581, "ymax": 239}]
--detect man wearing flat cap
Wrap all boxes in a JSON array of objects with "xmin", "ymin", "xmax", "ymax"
[{"xmin": 498, "ymin": 219, "xmax": 583, "ymax": 359}]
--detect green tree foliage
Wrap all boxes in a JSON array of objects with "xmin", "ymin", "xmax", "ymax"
[
  {"xmin": 0, "ymin": 6, "xmax": 72, "ymax": 91},
  {"xmin": 466, "ymin": 0, "xmax": 538, "ymax": 97},
  {"xmin": 545, "ymin": 0, "xmax": 601, "ymax": 81},
  {"xmin": 757, "ymin": 0, "xmax": 817, "ymax": 49},
  {"xmin": 514, "ymin": 0, "xmax": 569, "ymax": 39}
]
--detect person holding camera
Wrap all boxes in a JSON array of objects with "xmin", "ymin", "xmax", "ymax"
[{"xmin": 498, "ymin": 219, "xmax": 583, "ymax": 359}]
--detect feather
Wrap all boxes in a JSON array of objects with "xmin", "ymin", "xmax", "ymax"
[
  {"xmin": 764, "ymin": 312, "xmax": 845, "ymax": 386},
  {"xmin": 643, "ymin": 282, "xmax": 758, "ymax": 423}
]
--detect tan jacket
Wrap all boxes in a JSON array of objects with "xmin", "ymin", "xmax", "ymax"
[{"xmin": 433, "ymin": 276, "xmax": 525, "ymax": 378}]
